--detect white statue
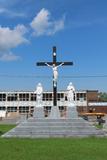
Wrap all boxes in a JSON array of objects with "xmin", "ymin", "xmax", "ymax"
[
  {"xmin": 45, "ymin": 63, "xmax": 64, "ymax": 85},
  {"xmin": 66, "ymin": 82, "xmax": 75, "ymax": 102},
  {"xmin": 35, "ymin": 83, "xmax": 43, "ymax": 106}
]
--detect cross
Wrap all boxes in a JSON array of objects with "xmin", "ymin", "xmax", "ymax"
[{"xmin": 36, "ymin": 46, "xmax": 73, "ymax": 107}]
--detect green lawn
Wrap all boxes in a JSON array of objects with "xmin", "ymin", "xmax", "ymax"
[
  {"xmin": 0, "ymin": 124, "xmax": 16, "ymax": 136},
  {"xmin": 0, "ymin": 125, "xmax": 107, "ymax": 160}
]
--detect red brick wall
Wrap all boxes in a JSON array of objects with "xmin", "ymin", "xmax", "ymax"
[
  {"xmin": 86, "ymin": 90, "xmax": 98, "ymax": 102},
  {"xmin": 88, "ymin": 106, "xmax": 107, "ymax": 113}
]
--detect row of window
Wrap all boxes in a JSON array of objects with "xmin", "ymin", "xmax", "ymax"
[
  {"xmin": 0, "ymin": 94, "xmax": 36, "ymax": 101},
  {"xmin": 0, "ymin": 93, "xmax": 86, "ymax": 101},
  {"xmin": 0, "ymin": 106, "xmax": 66, "ymax": 113},
  {"xmin": 0, "ymin": 106, "xmax": 32, "ymax": 113},
  {"xmin": 0, "ymin": 93, "xmax": 64, "ymax": 101}
]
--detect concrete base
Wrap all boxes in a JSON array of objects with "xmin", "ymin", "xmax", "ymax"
[
  {"xmin": 48, "ymin": 106, "xmax": 60, "ymax": 119},
  {"xmin": 66, "ymin": 103, "xmax": 78, "ymax": 119},
  {"xmin": 2, "ymin": 103, "xmax": 105, "ymax": 138},
  {"xmin": 33, "ymin": 107, "xmax": 44, "ymax": 119},
  {"xmin": 2, "ymin": 118, "xmax": 105, "ymax": 138}
]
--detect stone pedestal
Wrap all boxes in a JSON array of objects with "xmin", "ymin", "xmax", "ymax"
[
  {"xmin": 33, "ymin": 107, "xmax": 44, "ymax": 119},
  {"xmin": 49, "ymin": 106, "xmax": 60, "ymax": 119},
  {"xmin": 66, "ymin": 103, "xmax": 78, "ymax": 119}
]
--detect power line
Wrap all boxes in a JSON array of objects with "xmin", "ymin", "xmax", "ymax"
[
  {"xmin": 61, "ymin": 75, "xmax": 107, "ymax": 78},
  {"xmin": 0, "ymin": 74, "xmax": 50, "ymax": 78},
  {"xmin": 0, "ymin": 74, "xmax": 107, "ymax": 79}
]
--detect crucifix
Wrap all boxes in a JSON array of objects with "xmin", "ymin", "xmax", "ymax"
[{"xmin": 36, "ymin": 46, "xmax": 73, "ymax": 107}]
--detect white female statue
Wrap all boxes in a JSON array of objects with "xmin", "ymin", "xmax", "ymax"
[
  {"xmin": 66, "ymin": 82, "xmax": 75, "ymax": 102},
  {"xmin": 35, "ymin": 83, "xmax": 43, "ymax": 107},
  {"xmin": 45, "ymin": 63, "xmax": 64, "ymax": 85}
]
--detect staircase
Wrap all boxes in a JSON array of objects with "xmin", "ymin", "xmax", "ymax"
[{"xmin": 2, "ymin": 118, "xmax": 104, "ymax": 138}]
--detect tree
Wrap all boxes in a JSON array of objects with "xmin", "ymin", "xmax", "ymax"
[{"xmin": 99, "ymin": 92, "xmax": 107, "ymax": 102}]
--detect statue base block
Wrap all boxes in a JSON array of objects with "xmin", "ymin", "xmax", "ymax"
[
  {"xmin": 66, "ymin": 103, "xmax": 78, "ymax": 119},
  {"xmin": 49, "ymin": 106, "xmax": 60, "ymax": 119},
  {"xmin": 33, "ymin": 107, "xmax": 44, "ymax": 119}
]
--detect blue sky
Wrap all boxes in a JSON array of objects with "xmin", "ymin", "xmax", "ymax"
[{"xmin": 0, "ymin": 0, "xmax": 107, "ymax": 92}]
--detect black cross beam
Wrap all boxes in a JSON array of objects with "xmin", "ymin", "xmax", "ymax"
[{"xmin": 36, "ymin": 46, "xmax": 73, "ymax": 107}]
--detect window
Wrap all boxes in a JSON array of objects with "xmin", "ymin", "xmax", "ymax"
[
  {"xmin": 0, "ymin": 106, "xmax": 6, "ymax": 110},
  {"xmin": 0, "ymin": 94, "xmax": 6, "ymax": 101},
  {"xmin": 48, "ymin": 93, "xmax": 52, "ymax": 101},
  {"xmin": 76, "ymin": 93, "xmax": 79, "ymax": 101},
  {"xmin": 59, "ymin": 106, "xmax": 64, "ymax": 111},
  {"xmin": 65, "ymin": 96, "xmax": 67, "ymax": 101},
  {"xmin": 7, "ymin": 94, "xmax": 17, "ymax": 101},
  {"xmin": 19, "ymin": 106, "xmax": 29, "ymax": 113},
  {"xmin": 57, "ymin": 93, "xmax": 64, "ymax": 101},
  {"xmin": 59, "ymin": 106, "xmax": 66, "ymax": 117},
  {"xmin": 44, "ymin": 106, "xmax": 51, "ymax": 117},
  {"xmin": 7, "ymin": 107, "xmax": 17, "ymax": 112},
  {"xmin": 46, "ymin": 93, "xmax": 49, "ymax": 101},
  {"xmin": 30, "ymin": 106, "xmax": 34, "ymax": 112},
  {"xmin": 76, "ymin": 93, "xmax": 86, "ymax": 101},
  {"xmin": 83, "ymin": 93, "xmax": 86, "ymax": 100},
  {"xmin": 19, "ymin": 93, "xmax": 29, "ymax": 101},
  {"xmin": 42, "ymin": 93, "xmax": 45, "ymax": 101},
  {"xmin": 30, "ymin": 94, "xmax": 36, "ymax": 101}
]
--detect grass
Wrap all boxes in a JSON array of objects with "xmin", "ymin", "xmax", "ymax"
[
  {"xmin": 0, "ymin": 124, "xmax": 107, "ymax": 160},
  {"xmin": 94, "ymin": 123, "xmax": 103, "ymax": 129},
  {"xmin": 0, "ymin": 137, "xmax": 107, "ymax": 160},
  {"xmin": 0, "ymin": 124, "xmax": 16, "ymax": 136}
]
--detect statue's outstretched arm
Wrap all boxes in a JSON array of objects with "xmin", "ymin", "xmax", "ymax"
[
  {"xmin": 57, "ymin": 62, "xmax": 64, "ymax": 67},
  {"xmin": 45, "ymin": 63, "xmax": 52, "ymax": 67}
]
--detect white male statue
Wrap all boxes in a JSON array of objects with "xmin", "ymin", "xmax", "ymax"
[
  {"xmin": 35, "ymin": 83, "xmax": 43, "ymax": 107},
  {"xmin": 67, "ymin": 82, "xmax": 75, "ymax": 103},
  {"xmin": 45, "ymin": 63, "xmax": 64, "ymax": 85}
]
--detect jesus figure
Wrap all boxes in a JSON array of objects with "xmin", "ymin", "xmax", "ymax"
[{"xmin": 45, "ymin": 63, "xmax": 64, "ymax": 84}]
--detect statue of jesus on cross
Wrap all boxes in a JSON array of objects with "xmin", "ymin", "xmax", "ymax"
[
  {"xmin": 36, "ymin": 46, "xmax": 73, "ymax": 107},
  {"xmin": 45, "ymin": 62, "xmax": 64, "ymax": 85}
]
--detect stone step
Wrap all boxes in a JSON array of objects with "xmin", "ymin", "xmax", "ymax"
[
  {"xmin": 15, "ymin": 126, "xmax": 96, "ymax": 131},
  {"xmin": 27, "ymin": 118, "xmax": 85, "ymax": 123},
  {"xmin": 3, "ymin": 126, "xmax": 103, "ymax": 137},
  {"xmin": 3, "ymin": 130, "xmax": 103, "ymax": 138},
  {"xmin": 4, "ymin": 129, "xmax": 102, "ymax": 135},
  {"xmin": 21, "ymin": 122, "xmax": 90, "ymax": 127},
  {"xmin": 2, "ymin": 117, "xmax": 104, "ymax": 138}
]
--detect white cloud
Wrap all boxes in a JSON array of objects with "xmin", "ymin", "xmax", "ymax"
[
  {"xmin": 0, "ymin": 52, "xmax": 20, "ymax": 61},
  {"xmin": 0, "ymin": 7, "xmax": 26, "ymax": 18},
  {"xmin": 30, "ymin": 8, "xmax": 65, "ymax": 36},
  {"xmin": 0, "ymin": 8, "xmax": 65, "ymax": 61},
  {"xmin": 0, "ymin": 7, "xmax": 7, "ymax": 13},
  {"xmin": 0, "ymin": 24, "xmax": 28, "ymax": 61}
]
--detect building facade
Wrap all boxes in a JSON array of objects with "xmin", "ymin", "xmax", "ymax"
[{"xmin": 0, "ymin": 89, "xmax": 107, "ymax": 118}]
